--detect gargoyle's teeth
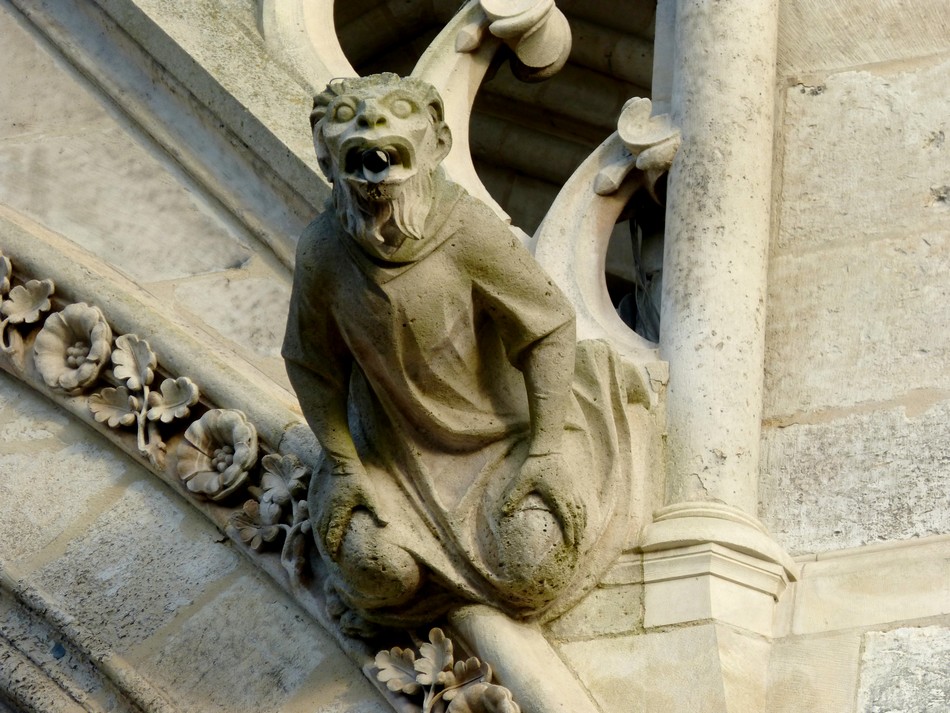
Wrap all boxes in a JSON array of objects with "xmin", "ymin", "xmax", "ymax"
[{"xmin": 382, "ymin": 146, "xmax": 403, "ymax": 167}]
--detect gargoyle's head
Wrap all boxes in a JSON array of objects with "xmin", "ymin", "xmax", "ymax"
[
  {"xmin": 311, "ymin": 73, "xmax": 452, "ymax": 203},
  {"xmin": 311, "ymin": 74, "xmax": 453, "ymax": 253}
]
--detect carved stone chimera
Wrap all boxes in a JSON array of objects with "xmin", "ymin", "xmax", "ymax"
[{"xmin": 282, "ymin": 73, "xmax": 633, "ymax": 628}]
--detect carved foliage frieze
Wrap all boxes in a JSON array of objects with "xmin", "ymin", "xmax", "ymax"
[{"xmin": 0, "ymin": 248, "xmax": 314, "ymax": 589}]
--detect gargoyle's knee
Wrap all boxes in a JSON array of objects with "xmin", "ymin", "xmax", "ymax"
[
  {"xmin": 334, "ymin": 510, "xmax": 423, "ymax": 609},
  {"xmin": 482, "ymin": 494, "xmax": 578, "ymax": 608}
]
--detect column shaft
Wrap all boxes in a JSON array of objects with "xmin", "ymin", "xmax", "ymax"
[{"xmin": 659, "ymin": 0, "xmax": 780, "ymax": 515}]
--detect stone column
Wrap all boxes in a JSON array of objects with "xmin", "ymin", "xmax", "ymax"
[
  {"xmin": 636, "ymin": 11, "xmax": 796, "ymax": 697},
  {"xmin": 635, "ymin": 7, "xmax": 795, "ymax": 709},
  {"xmin": 643, "ymin": 0, "xmax": 794, "ymax": 571},
  {"xmin": 662, "ymin": 0, "xmax": 778, "ymax": 518}
]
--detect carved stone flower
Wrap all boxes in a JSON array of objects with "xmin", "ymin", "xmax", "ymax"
[
  {"xmin": 177, "ymin": 409, "xmax": 258, "ymax": 500},
  {"xmin": 33, "ymin": 302, "xmax": 112, "ymax": 395}
]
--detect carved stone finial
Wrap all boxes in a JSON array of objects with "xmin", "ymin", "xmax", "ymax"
[{"xmin": 479, "ymin": 0, "xmax": 571, "ymax": 80}]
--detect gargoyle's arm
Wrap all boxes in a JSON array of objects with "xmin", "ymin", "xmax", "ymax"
[
  {"xmin": 521, "ymin": 319, "xmax": 576, "ymax": 456},
  {"xmin": 285, "ymin": 361, "xmax": 362, "ymax": 475}
]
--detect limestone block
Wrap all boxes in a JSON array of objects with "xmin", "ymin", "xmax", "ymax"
[
  {"xmin": 790, "ymin": 539, "xmax": 950, "ymax": 636},
  {"xmin": 765, "ymin": 230, "xmax": 950, "ymax": 417},
  {"xmin": 0, "ymin": 4, "xmax": 253, "ymax": 283},
  {"xmin": 31, "ymin": 480, "xmax": 240, "ymax": 649},
  {"xmin": 0, "ymin": 373, "xmax": 132, "ymax": 564},
  {"xmin": 767, "ymin": 631, "xmax": 861, "ymax": 713},
  {"xmin": 769, "ymin": 55, "xmax": 949, "ymax": 417},
  {"xmin": 127, "ymin": 573, "xmax": 388, "ymax": 713},
  {"xmin": 0, "ymin": 129, "xmax": 252, "ymax": 284},
  {"xmin": 776, "ymin": 56, "xmax": 949, "ymax": 255},
  {"xmin": 0, "ymin": 8, "xmax": 104, "ymax": 141},
  {"xmin": 560, "ymin": 624, "xmax": 771, "ymax": 713},
  {"xmin": 545, "ymin": 584, "xmax": 641, "ymax": 640},
  {"xmin": 760, "ymin": 400, "xmax": 950, "ymax": 555},
  {"xmin": 778, "ymin": 0, "xmax": 950, "ymax": 76},
  {"xmin": 173, "ymin": 274, "xmax": 291, "ymax": 360},
  {"xmin": 857, "ymin": 626, "xmax": 950, "ymax": 712}
]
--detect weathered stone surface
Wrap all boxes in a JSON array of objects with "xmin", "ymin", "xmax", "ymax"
[
  {"xmin": 0, "ymin": 372, "xmax": 388, "ymax": 711},
  {"xmin": 0, "ymin": 373, "xmax": 132, "ymax": 564},
  {"xmin": 128, "ymin": 572, "xmax": 389, "ymax": 713},
  {"xmin": 560, "ymin": 624, "xmax": 771, "ymax": 713},
  {"xmin": 790, "ymin": 538, "xmax": 950, "ymax": 636},
  {"xmin": 778, "ymin": 0, "xmax": 950, "ymax": 75},
  {"xmin": 0, "ymin": 638, "xmax": 86, "ymax": 713},
  {"xmin": 760, "ymin": 400, "xmax": 950, "ymax": 555},
  {"xmin": 32, "ymin": 480, "xmax": 240, "ymax": 649},
  {"xmin": 0, "ymin": 10, "xmax": 104, "ymax": 141},
  {"xmin": 857, "ymin": 626, "xmax": 950, "ymax": 713},
  {"xmin": 173, "ymin": 274, "xmax": 291, "ymax": 360},
  {"xmin": 776, "ymin": 56, "xmax": 950, "ymax": 255},
  {"xmin": 765, "ymin": 232, "xmax": 950, "ymax": 417},
  {"xmin": 0, "ymin": 588, "xmax": 135, "ymax": 712},
  {"xmin": 546, "ymin": 584, "xmax": 641, "ymax": 640},
  {"xmin": 0, "ymin": 5, "xmax": 252, "ymax": 283},
  {"xmin": 767, "ymin": 55, "xmax": 950, "ymax": 419},
  {"xmin": 767, "ymin": 631, "xmax": 861, "ymax": 713}
]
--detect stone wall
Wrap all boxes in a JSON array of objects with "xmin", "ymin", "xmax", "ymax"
[
  {"xmin": 760, "ymin": 2, "xmax": 950, "ymax": 710},
  {"xmin": 0, "ymin": 370, "xmax": 388, "ymax": 712},
  {"xmin": 761, "ymin": 0, "xmax": 950, "ymax": 557}
]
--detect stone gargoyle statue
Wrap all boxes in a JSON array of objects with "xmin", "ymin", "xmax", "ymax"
[{"xmin": 283, "ymin": 73, "xmax": 632, "ymax": 630}]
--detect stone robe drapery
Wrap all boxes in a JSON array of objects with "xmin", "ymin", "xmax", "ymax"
[{"xmin": 283, "ymin": 180, "xmax": 633, "ymax": 621}]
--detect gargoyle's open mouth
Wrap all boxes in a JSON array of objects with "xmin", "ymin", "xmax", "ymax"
[{"xmin": 341, "ymin": 138, "xmax": 414, "ymax": 185}]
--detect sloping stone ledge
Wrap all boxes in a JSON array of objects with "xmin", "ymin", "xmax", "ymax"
[
  {"xmin": 0, "ymin": 566, "xmax": 177, "ymax": 713},
  {"xmin": 777, "ymin": 533, "xmax": 950, "ymax": 638},
  {"xmin": 8, "ymin": 0, "xmax": 320, "ymax": 269}
]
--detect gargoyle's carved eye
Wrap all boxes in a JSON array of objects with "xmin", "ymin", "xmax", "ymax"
[
  {"xmin": 334, "ymin": 103, "xmax": 355, "ymax": 122},
  {"xmin": 391, "ymin": 98, "xmax": 413, "ymax": 119}
]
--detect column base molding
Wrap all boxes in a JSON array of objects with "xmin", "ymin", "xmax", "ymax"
[
  {"xmin": 639, "ymin": 502, "xmax": 798, "ymax": 638},
  {"xmin": 642, "ymin": 542, "xmax": 786, "ymax": 636}
]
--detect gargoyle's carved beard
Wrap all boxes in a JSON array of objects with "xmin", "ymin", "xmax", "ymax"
[{"xmin": 332, "ymin": 169, "xmax": 434, "ymax": 250}]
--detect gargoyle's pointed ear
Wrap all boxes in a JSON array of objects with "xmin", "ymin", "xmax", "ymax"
[
  {"xmin": 313, "ymin": 130, "xmax": 334, "ymax": 182},
  {"xmin": 435, "ymin": 119, "xmax": 453, "ymax": 164}
]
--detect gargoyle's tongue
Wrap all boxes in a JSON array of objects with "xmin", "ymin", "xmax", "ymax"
[{"xmin": 361, "ymin": 148, "xmax": 391, "ymax": 183}]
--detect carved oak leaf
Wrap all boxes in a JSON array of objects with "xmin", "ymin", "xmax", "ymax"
[
  {"xmin": 112, "ymin": 333, "xmax": 157, "ymax": 391},
  {"xmin": 415, "ymin": 627, "xmax": 454, "ymax": 686},
  {"xmin": 375, "ymin": 647, "xmax": 422, "ymax": 695},
  {"xmin": 260, "ymin": 453, "xmax": 310, "ymax": 507},
  {"xmin": 1, "ymin": 279, "xmax": 54, "ymax": 324},
  {"xmin": 146, "ymin": 376, "xmax": 200, "ymax": 423},
  {"xmin": 445, "ymin": 683, "xmax": 521, "ymax": 713},
  {"xmin": 442, "ymin": 659, "xmax": 492, "ymax": 701},
  {"xmin": 229, "ymin": 499, "xmax": 281, "ymax": 551},
  {"xmin": 0, "ymin": 252, "xmax": 11, "ymax": 295},
  {"xmin": 89, "ymin": 386, "xmax": 140, "ymax": 428}
]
